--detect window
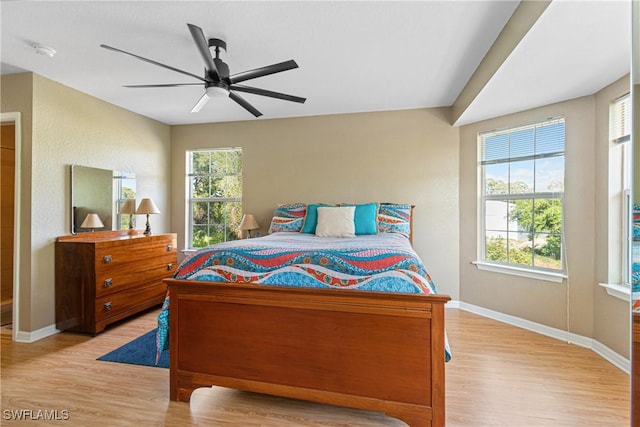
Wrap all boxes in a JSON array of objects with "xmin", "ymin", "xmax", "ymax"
[
  {"xmin": 609, "ymin": 93, "xmax": 632, "ymax": 287},
  {"xmin": 114, "ymin": 171, "xmax": 136, "ymax": 230},
  {"xmin": 187, "ymin": 148, "xmax": 243, "ymax": 248},
  {"xmin": 479, "ymin": 117, "xmax": 565, "ymax": 274}
]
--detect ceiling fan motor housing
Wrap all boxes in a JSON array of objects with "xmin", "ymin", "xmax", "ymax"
[
  {"xmin": 205, "ymin": 80, "xmax": 229, "ymax": 91},
  {"xmin": 207, "ymin": 38, "xmax": 227, "ymax": 52}
]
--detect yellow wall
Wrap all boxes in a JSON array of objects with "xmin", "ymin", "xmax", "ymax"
[
  {"xmin": 460, "ymin": 76, "xmax": 631, "ymax": 357},
  {"xmin": 171, "ymin": 108, "xmax": 461, "ymax": 298},
  {"xmin": 1, "ymin": 73, "xmax": 171, "ymax": 334}
]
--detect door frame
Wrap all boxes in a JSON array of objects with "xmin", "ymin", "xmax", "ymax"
[{"xmin": 1, "ymin": 112, "xmax": 22, "ymax": 341}]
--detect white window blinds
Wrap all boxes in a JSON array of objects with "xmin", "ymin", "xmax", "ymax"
[
  {"xmin": 609, "ymin": 93, "xmax": 630, "ymax": 144},
  {"xmin": 481, "ymin": 118, "xmax": 565, "ymax": 166}
]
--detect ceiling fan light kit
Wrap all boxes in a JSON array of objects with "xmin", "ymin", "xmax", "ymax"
[
  {"xmin": 191, "ymin": 86, "xmax": 228, "ymax": 113},
  {"xmin": 100, "ymin": 23, "xmax": 305, "ymax": 117},
  {"xmin": 207, "ymin": 86, "xmax": 228, "ymax": 98}
]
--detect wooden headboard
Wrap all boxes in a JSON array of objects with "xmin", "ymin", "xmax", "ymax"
[{"xmin": 409, "ymin": 205, "xmax": 415, "ymax": 245}]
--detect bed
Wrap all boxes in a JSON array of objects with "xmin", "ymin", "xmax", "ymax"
[{"xmin": 162, "ymin": 203, "xmax": 451, "ymax": 427}]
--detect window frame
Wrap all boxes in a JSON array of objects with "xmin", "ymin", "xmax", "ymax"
[
  {"xmin": 599, "ymin": 92, "xmax": 632, "ymax": 300},
  {"xmin": 114, "ymin": 171, "xmax": 136, "ymax": 231},
  {"xmin": 615, "ymin": 93, "xmax": 632, "ymax": 288},
  {"xmin": 475, "ymin": 117, "xmax": 567, "ymax": 282},
  {"xmin": 186, "ymin": 147, "xmax": 243, "ymax": 250}
]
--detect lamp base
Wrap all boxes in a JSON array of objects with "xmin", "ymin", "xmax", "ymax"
[{"xmin": 143, "ymin": 214, "xmax": 152, "ymax": 236}]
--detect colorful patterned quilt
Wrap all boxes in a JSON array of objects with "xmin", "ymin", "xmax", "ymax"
[{"xmin": 156, "ymin": 232, "xmax": 450, "ymax": 361}]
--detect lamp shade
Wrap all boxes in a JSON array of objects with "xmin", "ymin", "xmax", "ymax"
[
  {"xmin": 119, "ymin": 198, "xmax": 136, "ymax": 214},
  {"xmin": 136, "ymin": 198, "xmax": 160, "ymax": 215},
  {"xmin": 240, "ymin": 214, "xmax": 259, "ymax": 231},
  {"xmin": 80, "ymin": 213, "xmax": 104, "ymax": 229}
]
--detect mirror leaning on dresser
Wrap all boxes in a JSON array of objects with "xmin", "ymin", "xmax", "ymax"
[{"xmin": 69, "ymin": 165, "xmax": 136, "ymax": 234}]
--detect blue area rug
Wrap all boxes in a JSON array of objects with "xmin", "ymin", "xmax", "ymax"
[{"xmin": 97, "ymin": 329, "xmax": 169, "ymax": 368}]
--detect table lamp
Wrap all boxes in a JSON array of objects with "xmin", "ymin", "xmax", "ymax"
[
  {"xmin": 240, "ymin": 213, "xmax": 259, "ymax": 238},
  {"xmin": 119, "ymin": 198, "xmax": 136, "ymax": 234},
  {"xmin": 136, "ymin": 198, "xmax": 160, "ymax": 235}
]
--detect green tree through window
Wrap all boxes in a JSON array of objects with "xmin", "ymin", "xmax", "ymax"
[{"xmin": 187, "ymin": 148, "xmax": 242, "ymax": 248}]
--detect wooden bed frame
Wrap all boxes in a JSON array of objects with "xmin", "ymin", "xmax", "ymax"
[{"xmin": 166, "ymin": 278, "xmax": 450, "ymax": 427}]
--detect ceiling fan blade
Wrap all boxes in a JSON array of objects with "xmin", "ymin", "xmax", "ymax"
[
  {"xmin": 229, "ymin": 91, "xmax": 262, "ymax": 117},
  {"xmin": 191, "ymin": 92, "xmax": 210, "ymax": 113},
  {"xmin": 230, "ymin": 84, "xmax": 306, "ymax": 104},
  {"xmin": 214, "ymin": 58, "xmax": 230, "ymax": 79},
  {"xmin": 100, "ymin": 44, "xmax": 205, "ymax": 82},
  {"xmin": 229, "ymin": 60, "xmax": 299, "ymax": 84},
  {"xmin": 187, "ymin": 23, "xmax": 219, "ymax": 80},
  {"xmin": 124, "ymin": 83, "xmax": 203, "ymax": 88}
]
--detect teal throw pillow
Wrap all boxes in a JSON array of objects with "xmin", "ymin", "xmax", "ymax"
[
  {"xmin": 353, "ymin": 203, "xmax": 379, "ymax": 235},
  {"xmin": 301, "ymin": 203, "xmax": 325, "ymax": 233}
]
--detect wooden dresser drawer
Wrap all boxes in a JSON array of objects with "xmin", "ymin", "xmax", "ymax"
[
  {"xmin": 95, "ymin": 254, "xmax": 176, "ymax": 296},
  {"xmin": 94, "ymin": 237, "xmax": 176, "ymax": 267},
  {"xmin": 95, "ymin": 280, "xmax": 167, "ymax": 323}
]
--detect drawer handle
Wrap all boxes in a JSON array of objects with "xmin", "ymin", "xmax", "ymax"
[
  {"xmin": 167, "ymin": 245, "xmax": 173, "ymax": 252},
  {"xmin": 167, "ymin": 263, "xmax": 173, "ymax": 271},
  {"xmin": 103, "ymin": 302, "xmax": 112, "ymax": 312},
  {"xmin": 103, "ymin": 255, "xmax": 112, "ymax": 264},
  {"xmin": 103, "ymin": 278, "xmax": 113, "ymax": 288}
]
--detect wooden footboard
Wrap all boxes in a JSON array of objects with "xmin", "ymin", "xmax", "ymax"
[{"xmin": 166, "ymin": 278, "xmax": 450, "ymax": 427}]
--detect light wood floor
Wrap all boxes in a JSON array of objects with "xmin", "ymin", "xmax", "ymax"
[{"xmin": 1, "ymin": 308, "xmax": 630, "ymax": 426}]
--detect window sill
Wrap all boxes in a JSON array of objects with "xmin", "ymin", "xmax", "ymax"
[
  {"xmin": 597, "ymin": 282, "xmax": 631, "ymax": 302},
  {"xmin": 182, "ymin": 249, "xmax": 198, "ymax": 256},
  {"xmin": 472, "ymin": 261, "xmax": 567, "ymax": 283}
]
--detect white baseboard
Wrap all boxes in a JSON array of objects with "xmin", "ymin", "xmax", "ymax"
[
  {"xmin": 14, "ymin": 324, "xmax": 60, "ymax": 343},
  {"xmin": 449, "ymin": 301, "xmax": 630, "ymax": 374},
  {"xmin": 591, "ymin": 340, "xmax": 632, "ymax": 374},
  {"xmin": 445, "ymin": 300, "xmax": 460, "ymax": 309}
]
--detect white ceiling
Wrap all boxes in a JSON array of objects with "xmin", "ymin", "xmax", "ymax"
[{"xmin": 0, "ymin": 1, "xmax": 631, "ymax": 126}]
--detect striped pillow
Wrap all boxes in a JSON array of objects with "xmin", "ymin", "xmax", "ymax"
[
  {"xmin": 377, "ymin": 203, "xmax": 412, "ymax": 238},
  {"xmin": 268, "ymin": 203, "xmax": 307, "ymax": 233}
]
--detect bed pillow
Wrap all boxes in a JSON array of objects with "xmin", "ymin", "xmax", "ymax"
[
  {"xmin": 315, "ymin": 206, "xmax": 356, "ymax": 238},
  {"xmin": 342, "ymin": 203, "xmax": 379, "ymax": 235},
  {"xmin": 301, "ymin": 203, "xmax": 330, "ymax": 233},
  {"xmin": 268, "ymin": 203, "xmax": 307, "ymax": 233},
  {"xmin": 377, "ymin": 203, "xmax": 412, "ymax": 238}
]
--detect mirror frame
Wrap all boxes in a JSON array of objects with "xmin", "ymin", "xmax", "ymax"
[{"xmin": 69, "ymin": 165, "xmax": 136, "ymax": 234}]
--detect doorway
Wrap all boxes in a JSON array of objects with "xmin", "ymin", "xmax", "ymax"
[{"xmin": 0, "ymin": 122, "xmax": 15, "ymax": 325}]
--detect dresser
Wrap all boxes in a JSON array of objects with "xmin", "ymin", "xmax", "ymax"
[{"xmin": 55, "ymin": 231, "xmax": 177, "ymax": 334}]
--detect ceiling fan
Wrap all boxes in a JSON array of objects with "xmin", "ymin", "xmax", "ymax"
[{"xmin": 100, "ymin": 23, "xmax": 306, "ymax": 117}]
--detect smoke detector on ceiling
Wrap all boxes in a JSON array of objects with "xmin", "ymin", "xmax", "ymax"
[{"xmin": 33, "ymin": 44, "xmax": 56, "ymax": 58}]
